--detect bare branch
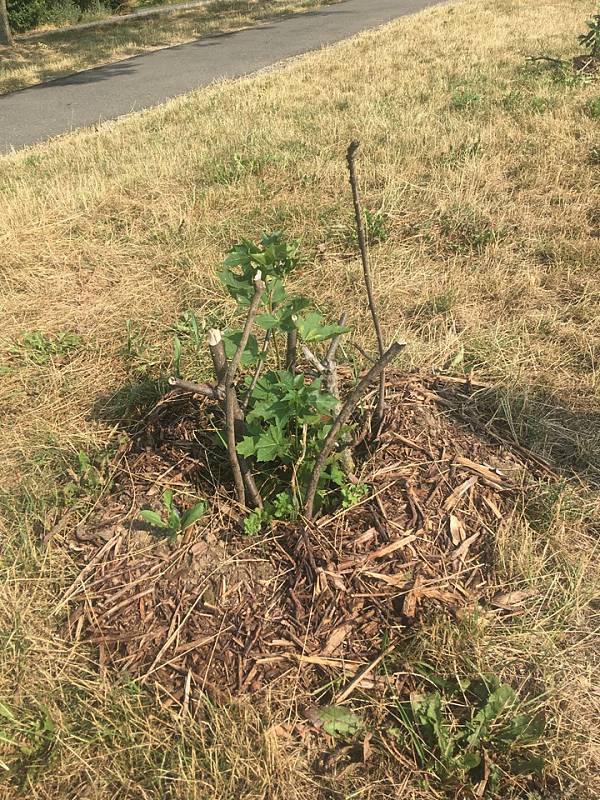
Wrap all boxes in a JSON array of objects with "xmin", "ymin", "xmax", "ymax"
[
  {"xmin": 324, "ymin": 313, "xmax": 354, "ymax": 476},
  {"xmin": 241, "ymin": 330, "xmax": 272, "ymax": 411},
  {"xmin": 285, "ymin": 329, "xmax": 297, "ymax": 372},
  {"xmin": 301, "ymin": 343, "xmax": 325, "ymax": 374},
  {"xmin": 168, "ymin": 377, "xmax": 223, "ymax": 401},
  {"xmin": 223, "ymin": 274, "xmax": 266, "ymax": 507},
  {"xmin": 325, "ymin": 312, "xmax": 347, "ymax": 363},
  {"xmin": 221, "ymin": 272, "xmax": 266, "ymax": 389},
  {"xmin": 349, "ymin": 341, "xmax": 377, "ymax": 364},
  {"xmin": 346, "ymin": 140, "xmax": 386, "ymax": 423},
  {"xmin": 303, "ymin": 340, "xmax": 406, "ymax": 519}
]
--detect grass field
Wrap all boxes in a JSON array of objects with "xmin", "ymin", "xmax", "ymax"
[
  {"xmin": 0, "ymin": 0, "xmax": 337, "ymax": 94},
  {"xmin": 1, "ymin": 0, "xmax": 599, "ymax": 796}
]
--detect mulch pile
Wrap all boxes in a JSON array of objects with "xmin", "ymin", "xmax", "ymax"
[{"xmin": 62, "ymin": 373, "xmax": 548, "ymax": 707}]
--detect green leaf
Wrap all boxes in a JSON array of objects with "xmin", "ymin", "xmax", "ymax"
[
  {"xmin": 0, "ymin": 701, "xmax": 15, "ymax": 720},
  {"xmin": 313, "ymin": 706, "xmax": 362, "ymax": 738},
  {"xmin": 237, "ymin": 424, "xmax": 289, "ymax": 463},
  {"xmin": 167, "ymin": 509, "xmax": 181, "ymax": 530},
  {"xmin": 139, "ymin": 510, "xmax": 168, "ymax": 529},
  {"xmin": 223, "ymin": 330, "xmax": 260, "ymax": 366},
  {"xmin": 243, "ymin": 509, "xmax": 266, "ymax": 536},
  {"xmin": 295, "ymin": 311, "xmax": 351, "ymax": 343},
  {"xmin": 172, "ymin": 335, "xmax": 182, "ymax": 376},
  {"xmin": 254, "ymin": 313, "xmax": 280, "ymax": 331},
  {"xmin": 162, "ymin": 490, "xmax": 174, "ymax": 511},
  {"xmin": 496, "ymin": 713, "xmax": 545, "ymax": 745},
  {"xmin": 180, "ymin": 501, "xmax": 207, "ymax": 529},
  {"xmin": 510, "ymin": 755, "xmax": 545, "ymax": 775}
]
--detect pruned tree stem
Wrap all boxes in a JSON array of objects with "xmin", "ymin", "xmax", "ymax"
[
  {"xmin": 346, "ymin": 140, "xmax": 386, "ymax": 425},
  {"xmin": 303, "ymin": 340, "xmax": 406, "ymax": 519},
  {"xmin": 208, "ymin": 328, "xmax": 227, "ymax": 382},
  {"xmin": 222, "ymin": 274, "xmax": 265, "ymax": 507},
  {"xmin": 208, "ymin": 328, "xmax": 263, "ymax": 508}
]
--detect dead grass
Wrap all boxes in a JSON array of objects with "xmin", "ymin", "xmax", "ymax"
[
  {"xmin": 1, "ymin": 0, "xmax": 600, "ymax": 796},
  {"xmin": 0, "ymin": 0, "xmax": 338, "ymax": 95}
]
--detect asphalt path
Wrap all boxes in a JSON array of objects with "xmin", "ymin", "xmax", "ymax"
[{"xmin": 0, "ymin": 0, "xmax": 444, "ymax": 153}]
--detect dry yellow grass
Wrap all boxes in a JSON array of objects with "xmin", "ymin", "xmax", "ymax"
[
  {"xmin": 1, "ymin": 0, "xmax": 599, "ymax": 796},
  {"xmin": 0, "ymin": 0, "xmax": 337, "ymax": 94}
]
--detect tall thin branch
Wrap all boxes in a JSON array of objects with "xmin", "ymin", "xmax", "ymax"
[
  {"xmin": 223, "ymin": 274, "xmax": 265, "ymax": 507},
  {"xmin": 303, "ymin": 340, "xmax": 406, "ymax": 519},
  {"xmin": 346, "ymin": 140, "xmax": 386, "ymax": 425}
]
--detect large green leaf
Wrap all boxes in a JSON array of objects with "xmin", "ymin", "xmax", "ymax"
[
  {"xmin": 312, "ymin": 706, "xmax": 362, "ymax": 738},
  {"xmin": 237, "ymin": 424, "xmax": 289, "ymax": 463},
  {"xmin": 295, "ymin": 311, "xmax": 351, "ymax": 343},
  {"xmin": 223, "ymin": 330, "xmax": 260, "ymax": 366},
  {"xmin": 139, "ymin": 510, "xmax": 168, "ymax": 529},
  {"xmin": 510, "ymin": 755, "xmax": 545, "ymax": 775},
  {"xmin": 181, "ymin": 501, "xmax": 207, "ymax": 530}
]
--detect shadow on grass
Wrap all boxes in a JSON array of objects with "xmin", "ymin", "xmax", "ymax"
[
  {"xmin": 450, "ymin": 381, "xmax": 600, "ymax": 488},
  {"xmin": 90, "ymin": 376, "xmax": 166, "ymax": 429}
]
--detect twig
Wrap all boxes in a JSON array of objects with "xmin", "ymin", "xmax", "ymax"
[
  {"xmin": 303, "ymin": 340, "xmax": 406, "ymax": 519},
  {"xmin": 346, "ymin": 141, "xmax": 387, "ymax": 425},
  {"xmin": 301, "ymin": 343, "xmax": 325, "ymax": 373},
  {"xmin": 286, "ymin": 329, "xmax": 298, "ymax": 371},
  {"xmin": 325, "ymin": 312, "xmax": 347, "ymax": 363},
  {"xmin": 242, "ymin": 330, "xmax": 272, "ymax": 410},
  {"xmin": 168, "ymin": 377, "xmax": 223, "ymax": 401},
  {"xmin": 526, "ymin": 55, "xmax": 567, "ymax": 66},
  {"xmin": 334, "ymin": 642, "xmax": 396, "ymax": 704},
  {"xmin": 349, "ymin": 341, "xmax": 377, "ymax": 364},
  {"xmin": 223, "ymin": 273, "xmax": 266, "ymax": 507}
]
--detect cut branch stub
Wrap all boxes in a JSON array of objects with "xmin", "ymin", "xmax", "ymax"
[
  {"xmin": 168, "ymin": 377, "xmax": 224, "ymax": 401},
  {"xmin": 208, "ymin": 328, "xmax": 227, "ymax": 383},
  {"xmin": 346, "ymin": 140, "xmax": 387, "ymax": 426}
]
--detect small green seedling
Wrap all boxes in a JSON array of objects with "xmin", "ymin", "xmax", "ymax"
[
  {"xmin": 307, "ymin": 705, "xmax": 362, "ymax": 739},
  {"xmin": 579, "ymin": 11, "xmax": 600, "ymax": 57},
  {"xmin": 0, "ymin": 700, "xmax": 56, "ymax": 786},
  {"xmin": 140, "ymin": 490, "xmax": 207, "ymax": 542},
  {"xmin": 584, "ymin": 97, "xmax": 600, "ymax": 119},
  {"xmin": 8, "ymin": 330, "xmax": 81, "ymax": 365},
  {"xmin": 450, "ymin": 88, "xmax": 482, "ymax": 111},
  {"xmin": 390, "ymin": 673, "xmax": 545, "ymax": 793},
  {"xmin": 62, "ymin": 450, "xmax": 113, "ymax": 505}
]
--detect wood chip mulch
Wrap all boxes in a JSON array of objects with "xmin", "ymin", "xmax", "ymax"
[{"xmin": 61, "ymin": 373, "xmax": 548, "ymax": 706}]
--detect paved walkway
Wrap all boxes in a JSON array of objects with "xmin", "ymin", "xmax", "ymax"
[{"xmin": 0, "ymin": 0, "xmax": 443, "ymax": 153}]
